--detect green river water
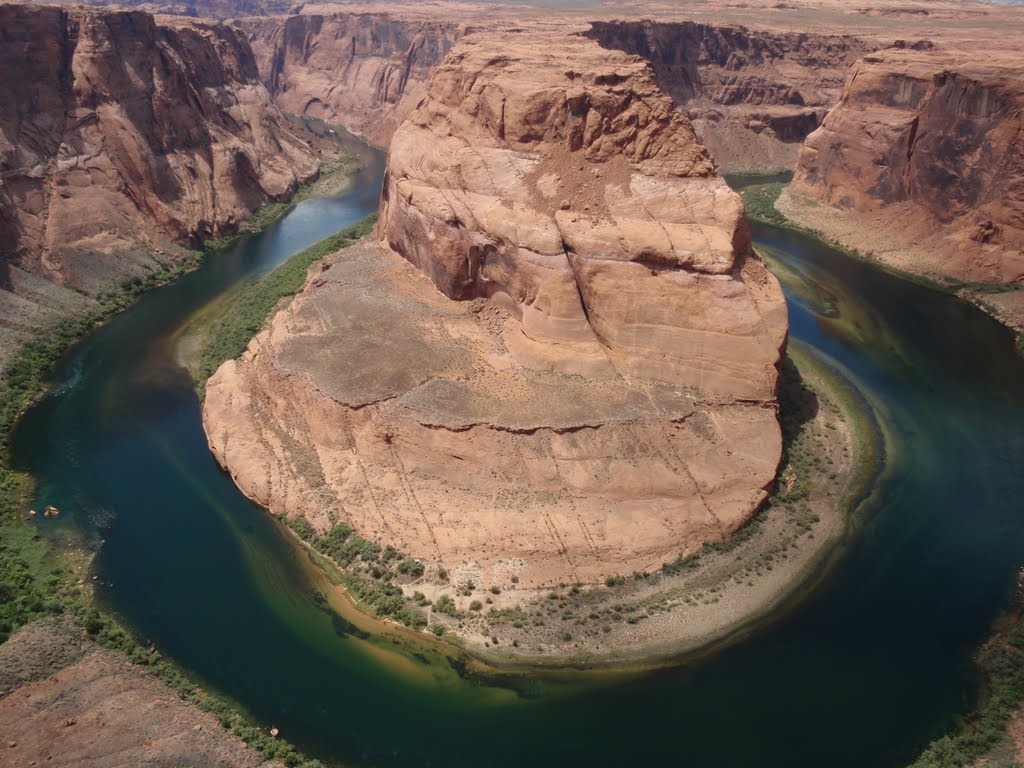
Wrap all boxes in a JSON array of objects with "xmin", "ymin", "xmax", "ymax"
[{"xmin": 11, "ymin": 141, "xmax": 1024, "ymax": 767}]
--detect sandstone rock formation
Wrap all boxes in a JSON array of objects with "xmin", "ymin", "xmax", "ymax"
[
  {"xmin": 0, "ymin": 618, "xmax": 275, "ymax": 768},
  {"xmin": 237, "ymin": 11, "xmax": 876, "ymax": 171},
  {"xmin": 237, "ymin": 13, "xmax": 462, "ymax": 147},
  {"xmin": 380, "ymin": 31, "xmax": 787, "ymax": 397},
  {"xmin": 0, "ymin": 4, "xmax": 318, "ymax": 366},
  {"xmin": 788, "ymin": 47, "xmax": 1024, "ymax": 285},
  {"xmin": 205, "ymin": 30, "xmax": 787, "ymax": 590},
  {"xmin": 585, "ymin": 21, "xmax": 876, "ymax": 172}
]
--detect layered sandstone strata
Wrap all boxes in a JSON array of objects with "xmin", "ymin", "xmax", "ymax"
[
  {"xmin": 787, "ymin": 48, "xmax": 1024, "ymax": 285},
  {"xmin": 238, "ymin": 11, "xmax": 874, "ymax": 170},
  {"xmin": 379, "ymin": 31, "xmax": 787, "ymax": 398},
  {"xmin": 205, "ymin": 31, "xmax": 787, "ymax": 589},
  {"xmin": 0, "ymin": 4, "xmax": 318, "ymax": 364},
  {"xmin": 585, "ymin": 21, "xmax": 876, "ymax": 171},
  {"xmin": 238, "ymin": 14, "xmax": 462, "ymax": 146}
]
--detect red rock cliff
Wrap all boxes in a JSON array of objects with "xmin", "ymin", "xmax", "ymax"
[
  {"xmin": 237, "ymin": 13, "xmax": 462, "ymax": 146},
  {"xmin": 585, "ymin": 20, "xmax": 876, "ymax": 171},
  {"xmin": 790, "ymin": 48, "xmax": 1024, "ymax": 285},
  {"xmin": 0, "ymin": 4, "xmax": 318, "ymax": 363}
]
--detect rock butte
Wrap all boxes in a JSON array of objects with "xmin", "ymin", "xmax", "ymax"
[{"xmin": 204, "ymin": 30, "xmax": 788, "ymax": 589}]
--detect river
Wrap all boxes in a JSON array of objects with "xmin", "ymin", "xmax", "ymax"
[{"xmin": 11, "ymin": 139, "xmax": 1024, "ymax": 768}]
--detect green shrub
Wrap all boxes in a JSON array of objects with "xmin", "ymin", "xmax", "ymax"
[
  {"xmin": 285, "ymin": 516, "xmax": 315, "ymax": 543},
  {"xmin": 739, "ymin": 182, "xmax": 787, "ymax": 226},
  {"xmin": 397, "ymin": 558, "xmax": 425, "ymax": 577},
  {"xmin": 433, "ymin": 594, "xmax": 457, "ymax": 616},
  {"xmin": 195, "ymin": 215, "xmax": 377, "ymax": 391}
]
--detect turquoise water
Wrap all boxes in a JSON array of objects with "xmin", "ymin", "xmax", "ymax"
[{"xmin": 11, "ymin": 152, "xmax": 1024, "ymax": 767}]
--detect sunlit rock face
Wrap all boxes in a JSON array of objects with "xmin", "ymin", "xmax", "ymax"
[
  {"xmin": 584, "ymin": 20, "xmax": 875, "ymax": 172},
  {"xmin": 205, "ymin": 29, "xmax": 788, "ymax": 590},
  {"xmin": 380, "ymin": 30, "xmax": 788, "ymax": 399},
  {"xmin": 791, "ymin": 48, "xmax": 1024, "ymax": 285},
  {"xmin": 0, "ymin": 4, "xmax": 318, "ymax": 363},
  {"xmin": 238, "ymin": 13, "xmax": 462, "ymax": 147}
]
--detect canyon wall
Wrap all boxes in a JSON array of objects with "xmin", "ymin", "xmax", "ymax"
[
  {"xmin": 0, "ymin": 4, "xmax": 318, "ymax": 365},
  {"xmin": 19, "ymin": 0, "xmax": 293, "ymax": 19},
  {"xmin": 205, "ymin": 29, "xmax": 787, "ymax": 590},
  {"xmin": 585, "ymin": 20, "xmax": 875, "ymax": 171},
  {"xmin": 237, "ymin": 14, "xmax": 462, "ymax": 147},
  {"xmin": 236, "ymin": 13, "xmax": 875, "ymax": 169},
  {"xmin": 787, "ymin": 48, "xmax": 1024, "ymax": 286}
]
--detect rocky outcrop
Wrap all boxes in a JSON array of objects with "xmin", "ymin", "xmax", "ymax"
[
  {"xmin": 585, "ymin": 21, "xmax": 875, "ymax": 171},
  {"xmin": 788, "ymin": 48, "xmax": 1024, "ymax": 285},
  {"xmin": 237, "ymin": 14, "xmax": 462, "ymax": 147},
  {"xmin": 19, "ymin": 0, "xmax": 293, "ymax": 19},
  {"xmin": 205, "ymin": 30, "xmax": 787, "ymax": 590},
  {"xmin": 0, "ymin": 619, "xmax": 275, "ymax": 768},
  {"xmin": 380, "ymin": 31, "xmax": 786, "ymax": 397},
  {"xmin": 0, "ymin": 4, "xmax": 318, "ymax": 366}
]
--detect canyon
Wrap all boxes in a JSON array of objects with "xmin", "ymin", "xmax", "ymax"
[
  {"xmin": 0, "ymin": 3, "xmax": 319, "ymax": 368},
  {"xmin": 234, "ymin": 11, "xmax": 878, "ymax": 169},
  {"xmin": 1, "ymin": 0, "xmax": 1024, "ymax": 764},
  {"xmin": 237, "ymin": 13, "xmax": 463, "ymax": 147},
  {"xmin": 4, "ymin": 0, "xmax": 1021, "ymax": 374},
  {"xmin": 583, "ymin": 20, "xmax": 876, "ymax": 172},
  {"xmin": 231, "ymin": 4, "xmax": 1023, "ymax": 301},
  {"xmin": 197, "ymin": 2, "xmax": 1024, "ymax": 605},
  {"xmin": 203, "ymin": 28, "xmax": 788, "ymax": 590}
]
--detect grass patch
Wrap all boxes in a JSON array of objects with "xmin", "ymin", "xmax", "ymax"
[
  {"xmin": 739, "ymin": 182, "xmax": 788, "ymax": 227},
  {"xmin": 193, "ymin": 214, "xmax": 377, "ymax": 392},
  {"xmin": 286, "ymin": 515, "xmax": 428, "ymax": 630}
]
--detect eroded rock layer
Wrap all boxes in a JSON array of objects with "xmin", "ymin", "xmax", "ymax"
[
  {"xmin": 205, "ymin": 31, "xmax": 787, "ymax": 589},
  {"xmin": 238, "ymin": 14, "xmax": 462, "ymax": 146},
  {"xmin": 789, "ymin": 48, "xmax": 1024, "ymax": 285},
  {"xmin": 584, "ymin": 21, "xmax": 876, "ymax": 171},
  {"xmin": 380, "ymin": 31, "xmax": 787, "ymax": 398},
  {"xmin": 0, "ymin": 4, "xmax": 318, "ymax": 363}
]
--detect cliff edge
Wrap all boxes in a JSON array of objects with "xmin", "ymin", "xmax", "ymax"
[
  {"xmin": 0, "ymin": 4, "xmax": 319, "ymax": 366},
  {"xmin": 786, "ymin": 47, "xmax": 1024, "ymax": 287}
]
